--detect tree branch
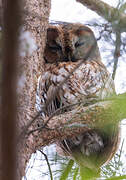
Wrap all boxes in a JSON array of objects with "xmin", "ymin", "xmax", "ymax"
[
  {"xmin": 32, "ymin": 93, "xmax": 126, "ymax": 149},
  {"xmin": 76, "ymin": 0, "xmax": 126, "ymax": 32}
]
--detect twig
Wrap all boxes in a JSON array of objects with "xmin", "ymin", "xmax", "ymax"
[
  {"xmin": 39, "ymin": 150, "xmax": 53, "ymax": 180},
  {"xmin": 112, "ymin": 31, "xmax": 121, "ymax": 80}
]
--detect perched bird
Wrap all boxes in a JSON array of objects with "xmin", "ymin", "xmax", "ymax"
[{"xmin": 36, "ymin": 23, "xmax": 120, "ymax": 168}]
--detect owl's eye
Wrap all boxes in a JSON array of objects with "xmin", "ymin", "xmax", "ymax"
[
  {"xmin": 49, "ymin": 43, "xmax": 62, "ymax": 51},
  {"xmin": 75, "ymin": 41, "xmax": 84, "ymax": 48}
]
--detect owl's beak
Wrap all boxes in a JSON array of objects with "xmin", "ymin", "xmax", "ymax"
[
  {"xmin": 71, "ymin": 56, "xmax": 77, "ymax": 62},
  {"xmin": 63, "ymin": 54, "xmax": 77, "ymax": 62},
  {"xmin": 63, "ymin": 56, "xmax": 69, "ymax": 62},
  {"xmin": 64, "ymin": 46, "xmax": 74, "ymax": 62}
]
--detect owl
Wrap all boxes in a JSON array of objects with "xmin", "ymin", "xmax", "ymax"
[
  {"xmin": 36, "ymin": 23, "xmax": 119, "ymax": 168},
  {"xmin": 43, "ymin": 23, "xmax": 101, "ymax": 63}
]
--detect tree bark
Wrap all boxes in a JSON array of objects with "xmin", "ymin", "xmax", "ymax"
[{"xmin": 16, "ymin": 0, "xmax": 51, "ymax": 179}]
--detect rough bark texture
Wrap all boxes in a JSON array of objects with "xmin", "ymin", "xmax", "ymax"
[
  {"xmin": 17, "ymin": 0, "xmax": 51, "ymax": 178},
  {"xmin": 76, "ymin": 0, "xmax": 126, "ymax": 32}
]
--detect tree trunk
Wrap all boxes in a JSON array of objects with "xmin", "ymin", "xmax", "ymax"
[{"xmin": 16, "ymin": 0, "xmax": 50, "ymax": 178}]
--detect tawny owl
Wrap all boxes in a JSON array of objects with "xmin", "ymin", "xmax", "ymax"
[{"xmin": 36, "ymin": 23, "xmax": 120, "ymax": 168}]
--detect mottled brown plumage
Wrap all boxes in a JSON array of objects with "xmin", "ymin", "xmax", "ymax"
[
  {"xmin": 36, "ymin": 60, "xmax": 115, "ymax": 115},
  {"xmin": 36, "ymin": 23, "xmax": 119, "ymax": 167}
]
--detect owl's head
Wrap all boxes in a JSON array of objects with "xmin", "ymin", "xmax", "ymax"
[{"xmin": 44, "ymin": 23, "xmax": 101, "ymax": 63}]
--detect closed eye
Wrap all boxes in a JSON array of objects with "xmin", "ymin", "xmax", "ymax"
[
  {"xmin": 49, "ymin": 43, "xmax": 62, "ymax": 51},
  {"xmin": 75, "ymin": 41, "xmax": 84, "ymax": 48}
]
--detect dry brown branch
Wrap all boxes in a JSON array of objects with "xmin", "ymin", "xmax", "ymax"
[{"xmin": 76, "ymin": 0, "xmax": 126, "ymax": 32}]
